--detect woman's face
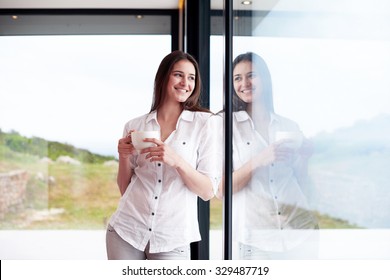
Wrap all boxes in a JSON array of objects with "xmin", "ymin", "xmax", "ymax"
[
  {"xmin": 233, "ymin": 61, "xmax": 262, "ymax": 104},
  {"xmin": 165, "ymin": 59, "xmax": 196, "ymax": 104}
]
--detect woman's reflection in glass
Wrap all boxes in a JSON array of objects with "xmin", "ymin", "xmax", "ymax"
[{"xmin": 218, "ymin": 52, "xmax": 319, "ymax": 260}]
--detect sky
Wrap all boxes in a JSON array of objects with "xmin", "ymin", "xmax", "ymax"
[
  {"xmin": 1, "ymin": 32, "xmax": 390, "ymax": 157},
  {"xmin": 0, "ymin": 35, "xmax": 170, "ymax": 156}
]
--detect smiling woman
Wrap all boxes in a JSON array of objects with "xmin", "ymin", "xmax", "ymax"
[{"xmin": 106, "ymin": 50, "xmax": 222, "ymax": 260}]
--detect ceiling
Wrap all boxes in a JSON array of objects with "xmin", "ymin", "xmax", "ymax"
[
  {"xmin": 2, "ymin": 0, "xmax": 386, "ymax": 39},
  {"xmin": 0, "ymin": 0, "xmax": 180, "ymax": 9},
  {"xmin": 0, "ymin": 0, "xmax": 267, "ymax": 36},
  {"xmin": 2, "ymin": 0, "xmax": 389, "ymax": 15},
  {"xmin": 0, "ymin": 0, "xmax": 279, "ymax": 10}
]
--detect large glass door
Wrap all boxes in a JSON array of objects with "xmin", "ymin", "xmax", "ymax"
[
  {"xmin": 0, "ymin": 11, "xmax": 173, "ymax": 259},
  {"xmin": 223, "ymin": 0, "xmax": 390, "ymax": 259}
]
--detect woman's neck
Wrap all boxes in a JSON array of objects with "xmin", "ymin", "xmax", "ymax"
[
  {"xmin": 157, "ymin": 102, "xmax": 183, "ymax": 141},
  {"xmin": 157, "ymin": 102, "xmax": 182, "ymax": 122},
  {"xmin": 247, "ymin": 103, "xmax": 270, "ymax": 123},
  {"xmin": 247, "ymin": 103, "xmax": 271, "ymax": 142}
]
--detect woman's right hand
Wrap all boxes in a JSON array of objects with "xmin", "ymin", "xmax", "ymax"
[
  {"xmin": 253, "ymin": 141, "xmax": 294, "ymax": 168},
  {"xmin": 117, "ymin": 130, "xmax": 136, "ymax": 159}
]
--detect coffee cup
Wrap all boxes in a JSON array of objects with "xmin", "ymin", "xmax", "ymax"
[
  {"xmin": 275, "ymin": 131, "xmax": 303, "ymax": 150},
  {"xmin": 131, "ymin": 130, "xmax": 160, "ymax": 151}
]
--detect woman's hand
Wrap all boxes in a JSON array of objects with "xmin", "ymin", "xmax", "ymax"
[
  {"xmin": 141, "ymin": 138, "xmax": 181, "ymax": 167},
  {"xmin": 253, "ymin": 141, "xmax": 295, "ymax": 168},
  {"xmin": 117, "ymin": 130, "xmax": 136, "ymax": 159},
  {"xmin": 141, "ymin": 137, "xmax": 214, "ymax": 200},
  {"xmin": 116, "ymin": 130, "xmax": 136, "ymax": 196}
]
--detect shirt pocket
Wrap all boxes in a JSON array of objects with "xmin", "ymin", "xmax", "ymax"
[
  {"xmin": 235, "ymin": 140, "xmax": 258, "ymax": 169},
  {"xmin": 170, "ymin": 138, "xmax": 197, "ymax": 166}
]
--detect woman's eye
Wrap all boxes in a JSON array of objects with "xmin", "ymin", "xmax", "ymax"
[{"xmin": 248, "ymin": 73, "xmax": 257, "ymax": 79}]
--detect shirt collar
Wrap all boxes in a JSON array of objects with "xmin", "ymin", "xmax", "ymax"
[
  {"xmin": 234, "ymin": 110, "xmax": 279, "ymax": 125},
  {"xmin": 145, "ymin": 110, "xmax": 194, "ymax": 124},
  {"xmin": 180, "ymin": 110, "xmax": 195, "ymax": 122},
  {"xmin": 269, "ymin": 112, "xmax": 279, "ymax": 125},
  {"xmin": 234, "ymin": 110, "xmax": 251, "ymax": 122},
  {"xmin": 145, "ymin": 110, "xmax": 158, "ymax": 124}
]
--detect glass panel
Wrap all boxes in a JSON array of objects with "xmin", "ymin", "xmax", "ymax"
[
  {"xmin": 0, "ymin": 34, "xmax": 171, "ymax": 231},
  {"xmin": 210, "ymin": 34, "xmax": 224, "ymax": 260},
  {"xmin": 231, "ymin": 0, "xmax": 390, "ymax": 259}
]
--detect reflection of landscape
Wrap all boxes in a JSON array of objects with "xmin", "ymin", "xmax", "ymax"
[
  {"xmin": 1, "ymin": 114, "xmax": 389, "ymax": 229},
  {"xmin": 310, "ymin": 114, "xmax": 390, "ymax": 228}
]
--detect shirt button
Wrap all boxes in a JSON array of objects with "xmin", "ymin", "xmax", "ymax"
[
  {"xmin": 149, "ymin": 228, "xmax": 152, "ymax": 231},
  {"xmin": 278, "ymin": 212, "xmax": 281, "ymax": 215},
  {"xmin": 152, "ymin": 212, "xmax": 155, "ymax": 216},
  {"xmin": 158, "ymin": 163, "xmax": 161, "ymax": 167},
  {"xmin": 247, "ymin": 142, "xmax": 250, "ymax": 145},
  {"xmin": 155, "ymin": 196, "xmax": 158, "ymax": 199},
  {"xmin": 270, "ymin": 179, "xmax": 274, "ymax": 183},
  {"xmin": 274, "ymin": 196, "xmax": 278, "ymax": 200},
  {"xmin": 182, "ymin": 142, "xmax": 186, "ymax": 145},
  {"xmin": 158, "ymin": 179, "xmax": 161, "ymax": 183}
]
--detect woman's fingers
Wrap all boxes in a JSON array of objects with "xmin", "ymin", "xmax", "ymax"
[
  {"xmin": 143, "ymin": 137, "xmax": 164, "ymax": 146},
  {"xmin": 145, "ymin": 151, "xmax": 163, "ymax": 159},
  {"xmin": 139, "ymin": 138, "xmax": 164, "ymax": 152}
]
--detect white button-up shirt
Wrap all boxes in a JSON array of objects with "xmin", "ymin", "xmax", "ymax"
[
  {"xmin": 109, "ymin": 110, "xmax": 221, "ymax": 253},
  {"xmin": 232, "ymin": 111, "xmax": 318, "ymax": 251}
]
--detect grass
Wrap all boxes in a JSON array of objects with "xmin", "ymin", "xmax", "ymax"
[
  {"xmin": 210, "ymin": 198, "xmax": 223, "ymax": 229},
  {"xmin": 0, "ymin": 150, "xmax": 120, "ymax": 229}
]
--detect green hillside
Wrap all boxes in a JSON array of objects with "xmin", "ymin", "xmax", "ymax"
[{"xmin": 0, "ymin": 129, "xmax": 115, "ymax": 165}]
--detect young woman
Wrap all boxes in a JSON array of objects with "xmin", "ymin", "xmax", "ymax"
[
  {"xmin": 106, "ymin": 50, "xmax": 221, "ymax": 260},
  {"xmin": 218, "ymin": 52, "xmax": 318, "ymax": 259}
]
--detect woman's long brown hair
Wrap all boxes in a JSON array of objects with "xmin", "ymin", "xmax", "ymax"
[
  {"xmin": 232, "ymin": 52, "xmax": 274, "ymax": 113},
  {"xmin": 150, "ymin": 50, "xmax": 210, "ymax": 113}
]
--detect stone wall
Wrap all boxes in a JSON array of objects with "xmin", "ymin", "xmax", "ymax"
[{"xmin": 0, "ymin": 170, "xmax": 28, "ymax": 219}]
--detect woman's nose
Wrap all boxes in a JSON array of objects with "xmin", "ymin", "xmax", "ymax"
[
  {"xmin": 243, "ymin": 77, "xmax": 250, "ymax": 86},
  {"xmin": 181, "ymin": 77, "xmax": 190, "ymax": 87}
]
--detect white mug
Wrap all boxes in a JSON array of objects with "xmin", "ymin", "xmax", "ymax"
[
  {"xmin": 131, "ymin": 130, "xmax": 160, "ymax": 151},
  {"xmin": 275, "ymin": 131, "xmax": 303, "ymax": 150}
]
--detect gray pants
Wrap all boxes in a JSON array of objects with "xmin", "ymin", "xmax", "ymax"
[{"xmin": 106, "ymin": 224, "xmax": 191, "ymax": 260}]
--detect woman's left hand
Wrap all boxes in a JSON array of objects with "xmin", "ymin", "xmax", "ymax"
[{"xmin": 140, "ymin": 138, "xmax": 181, "ymax": 168}]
